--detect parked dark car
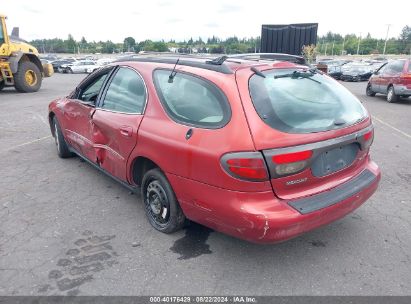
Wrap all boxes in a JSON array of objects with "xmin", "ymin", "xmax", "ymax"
[
  {"xmin": 48, "ymin": 55, "xmax": 380, "ymax": 243},
  {"xmin": 340, "ymin": 65, "xmax": 373, "ymax": 81},
  {"xmin": 367, "ymin": 59, "xmax": 411, "ymax": 102},
  {"xmin": 328, "ymin": 66, "xmax": 344, "ymax": 79},
  {"xmin": 51, "ymin": 59, "xmax": 76, "ymax": 72},
  {"xmin": 326, "ymin": 60, "xmax": 351, "ymax": 79}
]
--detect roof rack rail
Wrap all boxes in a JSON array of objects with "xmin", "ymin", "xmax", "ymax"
[
  {"xmin": 205, "ymin": 55, "xmax": 228, "ymax": 65},
  {"xmin": 115, "ymin": 55, "xmax": 234, "ymax": 74},
  {"xmin": 228, "ymin": 53, "xmax": 307, "ymax": 65}
]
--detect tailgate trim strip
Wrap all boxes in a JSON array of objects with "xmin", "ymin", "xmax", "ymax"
[
  {"xmin": 262, "ymin": 124, "xmax": 373, "ymax": 178},
  {"xmin": 288, "ymin": 169, "xmax": 376, "ymax": 214}
]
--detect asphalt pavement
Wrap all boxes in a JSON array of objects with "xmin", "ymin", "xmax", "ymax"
[{"xmin": 0, "ymin": 74, "xmax": 410, "ymax": 296}]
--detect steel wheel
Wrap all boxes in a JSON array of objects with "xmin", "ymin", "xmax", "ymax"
[
  {"xmin": 366, "ymin": 84, "xmax": 376, "ymax": 97},
  {"xmin": 145, "ymin": 180, "xmax": 170, "ymax": 227},
  {"xmin": 387, "ymin": 86, "xmax": 398, "ymax": 103},
  {"xmin": 141, "ymin": 168, "xmax": 185, "ymax": 233}
]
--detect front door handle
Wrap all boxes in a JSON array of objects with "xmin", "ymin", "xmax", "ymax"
[
  {"xmin": 119, "ymin": 126, "xmax": 133, "ymax": 137},
  {"xmin": 88, "ymin": 109, "xmax": 96, "ymax": 119}
]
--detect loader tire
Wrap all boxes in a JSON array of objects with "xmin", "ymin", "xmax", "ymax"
[{"xmin": 14, "ymin": 61, "xmax": 42, "ymax": 93}]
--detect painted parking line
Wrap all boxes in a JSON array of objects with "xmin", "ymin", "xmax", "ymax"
[
  {"xmin": 373, "ymin": 116, "xmax": 411, "ymax": 139},
  {"xmin": 1, "ymin": 135, "xmax": 52, "ymax": 153}
]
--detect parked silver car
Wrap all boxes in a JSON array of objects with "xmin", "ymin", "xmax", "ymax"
[{"xmin": 59, "ymin": 60, "xmax": 97, "ymax": 74}]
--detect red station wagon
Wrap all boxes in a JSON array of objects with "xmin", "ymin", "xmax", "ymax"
[
  {"xmin": 48, "ymin": 55, "xmax": 381, "ymax": 243},
  {"xmin": 367, "ymin": 59, "xmax": 411, "ymax": 102}
]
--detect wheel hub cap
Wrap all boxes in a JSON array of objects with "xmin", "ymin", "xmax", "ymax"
[
  {"xmin": 24, "ymin": 70, "xmax": 37, "ymax": 86},
  {"xmin": 150, "ymin": 195, "xmax": 162, "ymax": 215}
]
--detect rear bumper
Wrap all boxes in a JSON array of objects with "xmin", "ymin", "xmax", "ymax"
[
  {"xmin": 168, "ymin": 160, "xmax": 381, "ymax": 244},
  {"xmin": 394, "ymin": 85, "xmax": 411, "ymax": 95}
]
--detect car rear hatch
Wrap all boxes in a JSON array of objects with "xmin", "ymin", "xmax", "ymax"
[
  {"xmin": 399, "ymin": 60, "xmax": 411, "ymax": 88},
  {"xmin": 235, "ymin": 64, "xmax": 374, "ymax": 200}
]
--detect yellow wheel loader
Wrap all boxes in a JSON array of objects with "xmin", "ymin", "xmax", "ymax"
[{"xmin": 0, "ymin": 14, "xmax": 53, "ymax": 93}]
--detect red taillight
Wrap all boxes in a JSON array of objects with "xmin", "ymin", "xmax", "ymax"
[
  {"xmin": 364, "ymin": 130, "xmax": 373, "ymax": 141},
  {"xmin": 222, "ymin": 152, "xmax": 269, "ymax": 181},
  {"xmin": 272, "ymin": 150, "xmax": 313, "ymax": 164},
  {"xmin": 363, "ymin": 129, "xmax": 374, "ymax": 149},
  {"xmin": 399, "ymin": 74, "xmax": 411, "ymax": 86}
]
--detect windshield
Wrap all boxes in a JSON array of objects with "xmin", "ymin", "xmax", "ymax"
[
  {"xmin": 0, "ymin": 25, "xmax": 4, "ymax": 44},
  {"xmin": 249, "ymin": 69, "xmax": 367, "ymax": 133}
]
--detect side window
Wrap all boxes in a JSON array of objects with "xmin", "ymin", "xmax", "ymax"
[
  {"xmin": 383, "ymin": 63, "xmax": 394, "ymax": 74},
  {"xmin": 377, "ymin": 64, "xmax": 387, "ymax": 74},
  {"xmin": 78, "ymin": 71, "xmax": 111, "ymax": 102},
  {"xmin": 392, "ymin": 60, "xmax": 405, "ymax": 73},
  {"xmin": 101, "ymin": 67, "xmax": 146, "ymax": 114},
  {"xmin": 153, "ymin": 70, "xmax": 231, "ymax": 128}
]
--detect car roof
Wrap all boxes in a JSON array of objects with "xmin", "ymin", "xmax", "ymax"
[{"xmin": 115, "ymin": 53, "xmax": 307, "ymax": 75}]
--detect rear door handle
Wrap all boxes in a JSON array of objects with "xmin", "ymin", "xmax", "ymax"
[{"xmin": 119, "ymin": 126, "xmax": 133, "ymax": 137}]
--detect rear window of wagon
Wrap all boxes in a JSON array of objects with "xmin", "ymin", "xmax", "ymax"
[{"xmin": 249, "ymin": 69, "xmax": 367, "ymax": 133}]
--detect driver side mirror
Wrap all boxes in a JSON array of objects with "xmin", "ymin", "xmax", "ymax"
[{"xmin": 80, "ymin": 100, "xmax": 95, "ymax": 107}]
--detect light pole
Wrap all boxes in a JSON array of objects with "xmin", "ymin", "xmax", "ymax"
[
  {"xmin": 342, "ymin": 36, "xmax": 346, "ymax": 55},
  {"xmin": 356, "ymin": 33, "xmax": 362, "ymax": 55},
  {"xmin": 383, "ymin": 24, "xmax": 391, "ymax": 55}
]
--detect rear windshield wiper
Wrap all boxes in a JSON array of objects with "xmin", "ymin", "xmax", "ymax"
[
  {"xmin": 250, "ymin": 66, "xmax": 266, "ymax": 78},
  {"xmin": 274, "ymin": 70, "xmax": 321, "ymax": 84}
]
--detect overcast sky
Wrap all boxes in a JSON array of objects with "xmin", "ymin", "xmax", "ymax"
[{"xmin": 2, "ymin": 0, "xmax": 409, "ymax": 42}]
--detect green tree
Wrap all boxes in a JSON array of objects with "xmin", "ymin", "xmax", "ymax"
[
  {"xmin": 152, "ymin": 41, "xmax": 169, "ymax": 52},
  {"xmin": 123, "ymin": 37, "xmax": 136, "ymax": 52},
  {"xmin": 399, "ymin": 25, "xmax": 411, "ymax": 54},
  {"xmin": 66, "ymin": 34, "xmax": 76, "ymax": 53},
  {"xmin": 101, "ymin": 40, "xmax": 116, "ymax": 53}
]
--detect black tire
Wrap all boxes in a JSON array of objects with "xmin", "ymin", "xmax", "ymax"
[
  {"xmin": 14, "ymin": 61, "xmax": 42, "ymax": 93},
  {"xmin": 366, "ymin": 83, "xmax": 376, "ymax": 97},
  {"xmin": 141, "ymin": 168, "xmax": 185, "ymax": 234},
  {"xmin": 387, "ymin": 86, "xmax": 398, "ymax": 103},
  {"xmin": 67, "ymin": 68, "xmax": 73, "ymax": 74},
  {"xmin": 52, "ymin": 117, "xmax": 73, "ymax": 158},
  {"xmin": 0, "ymin": 80, "xmax": 4, "ymax": 91}
]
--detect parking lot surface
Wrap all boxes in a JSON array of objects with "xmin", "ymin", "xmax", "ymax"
[{"xmin": 0, "ymin": 74, "xmax": 410, "ymax": 296}]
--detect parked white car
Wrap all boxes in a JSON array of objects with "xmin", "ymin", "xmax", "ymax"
[
  {"xmin": 60, "ymin": 60, "xmax": 97, "ymax": 74},
  {"xmin": 86, "ymin": 58, "xmax": 115, "ymax": 73}
]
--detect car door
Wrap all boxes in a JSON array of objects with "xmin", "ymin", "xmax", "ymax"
[
  {"xmin": 62, "ymin": 67, "xmax": 114, "ymax": 161},
  {"xmin": 91, "ymin": 66, "xmax": 147, "ymax": 182},
  {"xmin": 370, "ymin": 64, "xmax": 384, "ymax": 92},
  {"xmin": 379, "ymin": 62, "xmax": 397, "ymax": 93},
  {"xmin": 84, "ymin": 61, "xmax": 96, "ymax": 72}
]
